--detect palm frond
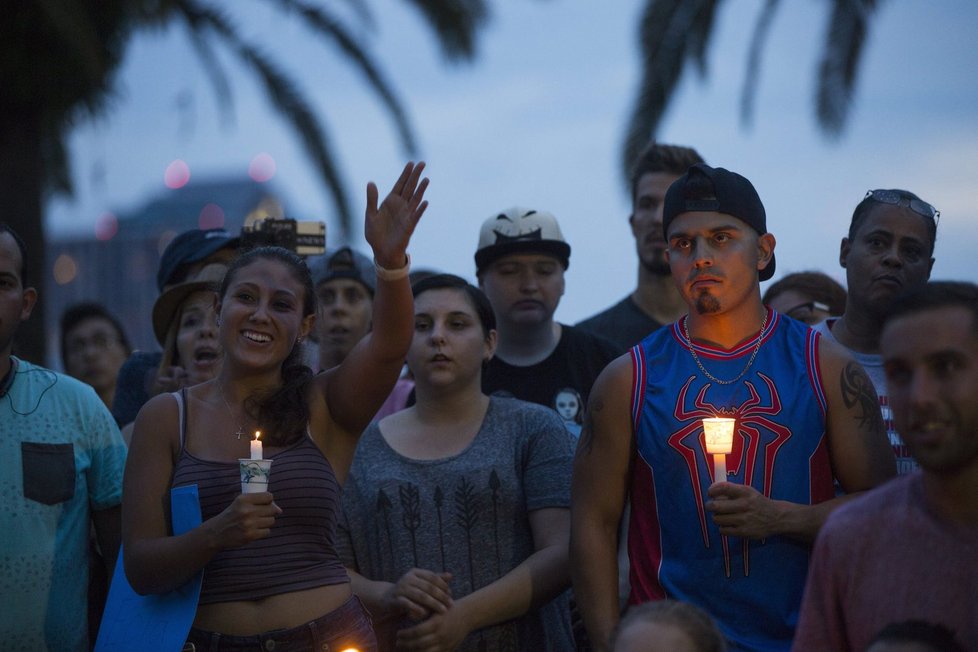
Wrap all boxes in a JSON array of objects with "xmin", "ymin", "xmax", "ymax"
[
  {"xmin": 264, "ymin": 0, "xmax": 416, "ymax": 153},
  {"xmin": 335, "ymin": 0, "xmax": 376, "ymax": 30},
  {"xmin": 816, "ymin": 0, "xmax": 879, "ymax": 137},
  {"xmin": 183, "ymin": 27, "xmax": 234, "ymax": 124},
  {"xmin": 40, "ymin": 119, "xmax": 72, "ymax": 196},
  {"xmin": 687, "ymin": 0, "xmax": 722, "ymax": 75},
  {"xmin": 622, "ymin": 0, "xmax": 722, "ymax": 183},
  {"xmin": 740, "ymin": 0, "xmax": 781, "ymax": 129},
  {"xmin": 401, "ymin": 0, "xmax": 489, "ymax": 61},
  {"xmin": 32, "ymin": 2, "xmax": 113, "ymax": 92},
  {"xmin": 178, "ymin": 1, "xmax": 355, "ymax": 237}
]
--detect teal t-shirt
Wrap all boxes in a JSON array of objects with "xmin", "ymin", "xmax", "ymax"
[{"xmin": 1, "ymin": 357, "xmax": 127, "ymax": 651}]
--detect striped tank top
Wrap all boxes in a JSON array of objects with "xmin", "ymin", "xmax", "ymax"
[{"xmin": 170, "ymin": 391, "xmax": 349, "ymax": 604}]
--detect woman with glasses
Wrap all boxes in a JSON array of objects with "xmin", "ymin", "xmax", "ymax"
[
  {"xmin": 762, "ymin": 271, "xmax": 847, "ymax": 326},
  {"xmin": 813, "ymin": 186, "xmax": 940, "ymax": 476}
]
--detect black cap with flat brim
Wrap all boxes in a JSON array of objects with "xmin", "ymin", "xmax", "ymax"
[{"xmin": 662, "ymin": 163, "xmax": 775, "ymax": 281}]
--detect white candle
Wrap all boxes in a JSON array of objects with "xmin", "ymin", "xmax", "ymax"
[
  {"xmin": 712, "ymin": 454, "xmax": 727, "ymax": 484},
  {"xmin": 251, "ymin": 431, "xmax": 263, "ymax": 460},
  {"xmin": 703, "ymin": 417, "xmax": 735, "ymax": 484}
]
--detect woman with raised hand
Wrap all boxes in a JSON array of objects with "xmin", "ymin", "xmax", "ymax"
[
  {"xmin": 122, "ymin": 162, "xmax": 428, "ymax": 651},
  {"xmin": 340, "ymin": 274, "xmax": 575, "ymax": 651}
]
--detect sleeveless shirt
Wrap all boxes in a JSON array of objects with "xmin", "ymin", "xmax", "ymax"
[
  {"xmin": 628, "ymin": 308, "xmax": 833, "ymax": 651},
  {"xmin": 169, "ymin": 391, "xmax": 349, "ymax": 604}
]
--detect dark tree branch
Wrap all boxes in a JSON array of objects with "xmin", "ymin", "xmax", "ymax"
[
  {"xmin": 740, "ymin": 0, "xmax": 781, "ymax": 129},
  {"xmin": 817, "ymin": 0, "xmax": 879, "ymax": 137},
  {"xmin": 622, "ymin": 0, "xmax": 722, "ymax": 183}
]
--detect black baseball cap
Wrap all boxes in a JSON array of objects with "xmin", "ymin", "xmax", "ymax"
[
  {"xmin": 662, "ymin": 163, "xmax": 775, "ymax": 281},
  {"xmin": 156, "ymin": 228, "xmax": 239, "ymax": 292}
]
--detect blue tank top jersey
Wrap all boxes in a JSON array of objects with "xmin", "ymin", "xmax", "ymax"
[
  {"xmin": 627, "ymin": 308, "xmax": 833, "ymax": 651},
  {"xmin": 170, "ymin": 393, "xmax": 349, "ymax": 604}
]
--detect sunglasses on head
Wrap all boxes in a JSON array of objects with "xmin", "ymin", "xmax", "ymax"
[{"xmin": 865, "ymin": 189, "xmax": 940, "ymax": 225}]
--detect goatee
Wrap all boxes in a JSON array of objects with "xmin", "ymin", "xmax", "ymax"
[{"xmin": 695, "ymin": 294, "xmax": 721, "ymax": 315}]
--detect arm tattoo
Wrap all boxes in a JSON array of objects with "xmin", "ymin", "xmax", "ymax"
[
  {"xmin": 840, "ymin": 362, "xmax": 885, "ymax": 432},
  {"xmin": 575, "ymin": 398, "xmax": 604, "ymax": 458}
]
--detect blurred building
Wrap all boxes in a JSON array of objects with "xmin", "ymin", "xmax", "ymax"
[{"xmin": 47, "ymin": 177, "xmax": 285, "ymax": 361}]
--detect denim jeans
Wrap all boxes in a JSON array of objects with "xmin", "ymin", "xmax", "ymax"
[{"xmin": 185, "ymin": 595, "xmax": 377, "ymax": 652}]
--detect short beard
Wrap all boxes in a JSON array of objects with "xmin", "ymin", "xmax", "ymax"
[
  {"xmin": 641, "ymin": 256, "xmax": 671, "ymax": 276},
  {"xmin": 695, "ymin": 293, "xmax": 721, "ymax": 315}
]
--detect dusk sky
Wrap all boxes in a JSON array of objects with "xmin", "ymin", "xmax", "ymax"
[{"xmin": 48, "ymin": 1, "xmax": 978, "ymax": 322}]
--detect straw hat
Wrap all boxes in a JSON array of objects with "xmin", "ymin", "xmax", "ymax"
[{"xmin": 151, "ymin": 263, "xmax": 228, "ymax": 345}]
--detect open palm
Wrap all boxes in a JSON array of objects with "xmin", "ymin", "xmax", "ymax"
[{"xmin": 365, "ymin": 161, "xmax": 430, "ymax": 268}]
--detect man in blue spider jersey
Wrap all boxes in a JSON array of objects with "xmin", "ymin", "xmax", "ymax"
[{"xmin": 571, "ymin": 164, "xmax": 896, "ymax": 652}]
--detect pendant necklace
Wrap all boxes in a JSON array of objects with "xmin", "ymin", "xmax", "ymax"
[
  {"xmin": 218, "ymin": 384, "xmax": 245, "ymax": 440},
  {"xmin": 683, "ymin": 311, "xmax": 769, "ymax": 385}
]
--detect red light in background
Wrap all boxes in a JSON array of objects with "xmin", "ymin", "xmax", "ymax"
[
  {"xmin": 165, "ymin": 159, "xmax": 191, "ymax": 189},
  {"xmin": 95, "ymin": 212, "xmax": 119, "ymax": 241},
  {"xmin": 248, "ymin": 153, "xmax": 276, "ymax": 182},
  {"xmin": 199, "ymin": 203, "xmax": 225, "ymax": 230}
]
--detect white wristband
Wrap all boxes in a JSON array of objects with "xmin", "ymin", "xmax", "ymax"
[{"xmin": 374, "ymin": 253, "xmax": 411, "ymax": 281}]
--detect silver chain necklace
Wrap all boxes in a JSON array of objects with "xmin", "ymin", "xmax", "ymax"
[
  {"xmin": 217, "ymin": 384, "xmax": 246, "ymax": 440},
  {"xmin": 683, "ymin": 311, "xmax": 769, "ymax": 385}
]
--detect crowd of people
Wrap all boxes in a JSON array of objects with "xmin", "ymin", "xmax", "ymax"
[{"xmin": 2, "ymin": 145, "xmax": 975, "ymax": 652}]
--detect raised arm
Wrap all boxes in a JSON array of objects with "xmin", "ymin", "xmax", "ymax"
[
  {"xmin": 122, "ymin": 394, "xmax": 281, "ymax": 594},
  {"xmin": 313, "ymin": 162, "xmax": 429, "ymax": 439},
  {"xmin": 570, "ymin": 355, "xmax": 635, "ymax": 652},
  {"xmin": 706, "ymin": 339, "xmax": 896, "ymax": 542}
]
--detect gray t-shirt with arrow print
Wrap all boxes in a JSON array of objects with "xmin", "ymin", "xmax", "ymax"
[{"xmin": 338, "ymin": 395, "xmax": 575, "ymax": 651}]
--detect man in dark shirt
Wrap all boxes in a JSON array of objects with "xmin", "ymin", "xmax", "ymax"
[
  {"xmin": 476, "ymin": 207, "xmax": 617, "ymax": 437},
  {"xmin": 577, "ymin": 142, "xmax": 704, "ymax": 352}
]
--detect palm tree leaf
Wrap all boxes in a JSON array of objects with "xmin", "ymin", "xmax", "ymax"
[
  {"xmin": 816, "ymin": 0, "xmax": 879, "ymax": 136},
  {"xmin": 401, "ymin": 0, "xmax": 489, "ymax": 61},
  {"xmin": 336, "ymin": 0, "xmax": 376, "ymax": 30},
  {"xmin": 31, "ymin": 1, "xmax": 113, "ymax": 94},
  {"xmin": 40, "ymin": 118, "xmax": 73, "ymax": 196},
  {"xmin": 183, "ymin": 26, "xmax": 235, "ymax": 124},
  {"xmin": 687, "ymin": 0, "xmax": 722, "ymax": 75},
  {"xmin": 622, "ymin": 0, "xmax": 721, "ymax": 182},
  {"xmin": 740, "ymin": 0, "xmax": 781, "ymax": 128},
  {"xmin": 178, "ymin": 1, "xmax": 355, "ymax": 237},
  {"xmin": 263, "ymin": 0, "xmax": 416, "ymax": 152}
]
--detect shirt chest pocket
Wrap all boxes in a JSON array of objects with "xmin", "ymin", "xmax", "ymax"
[{"xmin": 21, "ymin": 442, "xmax": 76, "ymax": 505}]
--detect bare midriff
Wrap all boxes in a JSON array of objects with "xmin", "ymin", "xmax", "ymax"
[{"xmin": 193, "ymin": 582, "xmax": 353, "ymax": 635}]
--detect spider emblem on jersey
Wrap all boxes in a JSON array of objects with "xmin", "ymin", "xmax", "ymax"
[{"xmin": 667, "ymin": 372, "xmax": 792, "ymax": 577}]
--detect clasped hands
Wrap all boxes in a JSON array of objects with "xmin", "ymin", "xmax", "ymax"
[{"xmin": 382, "ymin": 568, "xmax": 472, "ymax": 651}]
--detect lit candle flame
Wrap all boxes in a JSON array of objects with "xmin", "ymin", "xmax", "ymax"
[{"xmin": 250, "ymin": 430, "xmax": 263, "ymax": 460}]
